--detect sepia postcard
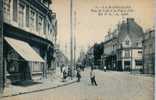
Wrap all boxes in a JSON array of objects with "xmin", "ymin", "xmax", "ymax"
[{"xmin": 0, "ymin": 0, "xmax": 155, "ymax": 100}]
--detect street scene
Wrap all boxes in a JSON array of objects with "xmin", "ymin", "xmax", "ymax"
[
  {"xmin": 0, "ymin": 0, "xmax": 155, "ymax": 100},
  {"xmin": 1, "ymin": 69, "xmax": 154, "ymax": 100}
]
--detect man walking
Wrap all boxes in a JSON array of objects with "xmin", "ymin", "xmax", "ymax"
[
  {"xmin": 90, "ymin": 67, "xmax": 98, "ymax": 86},
  {"xmin": 76, "ymin": 67, "xmax": 81, "ymax": 82}
]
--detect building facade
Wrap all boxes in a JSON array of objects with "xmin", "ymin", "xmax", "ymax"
[
  {"xmin": 102, "ymin": 18, "xmax": 144, "ymax": 71},
  {"xmin": 84, "ymin": 47, "xmax": 94, "ymax": 67},
  {"xmin": 0, "ymin": 0, "xmax": 57, "ymax": 92},
  {"xmin": 102, "ymin": 31, "xmax": 118, "ymax": 70},
  {"xmin": 143, "ymin": 29, "xmax": 155, "ymax": 74}
]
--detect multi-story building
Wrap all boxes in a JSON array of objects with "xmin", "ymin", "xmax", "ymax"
[
  {"xmin": 117, "ymin": 18, "xmax": 143, "ymax": 71},
  {"xmin": 0, "ymin": 0, "xmax": 57, "ymax": 92},
  {"xmin": 102, "ymin": 18, "xmax": 144, "ymax": 71},
  {"xmin": 102, "ymin": 30, "xmax": 118, "ymax": 70},
  {"xmin": 143, "ymin": 29, "xmax": 155, "ymax": 74},
  {"xmin": 93, "ymin": 43, "xmax": 104, "ymax": 67}
]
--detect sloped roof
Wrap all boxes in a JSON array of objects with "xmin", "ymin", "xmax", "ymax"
[{"xmin": 118, "ymin": 18, "xmax": 144, "ymax": 44}]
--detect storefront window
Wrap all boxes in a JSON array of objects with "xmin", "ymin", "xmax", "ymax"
[
  {"xmin": 8, "ymin": 61, "xmax": 19, "ymax": 73},
  {"xmin": 32, "ymin": 62, "xmax": 42, "ymax": 72}
]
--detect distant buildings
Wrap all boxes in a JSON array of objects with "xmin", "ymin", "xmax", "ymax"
[
  {"xmin": 84, "ymin": 46, "xmax": 94, "ymax": 67},
  {"xmin": 80, "ymin": 18, "xmax": 155, "ymax": 75},
  {"xmin": 143, "ymin": 29, "xmax": 155, "ymax": 74},
  {"xmin": 54, "ymin": 46, "xmax": 69, "ymax": 68},
  {"xmin": 0, "ymin": 0, "xmax": 57, "ymax": 92}
]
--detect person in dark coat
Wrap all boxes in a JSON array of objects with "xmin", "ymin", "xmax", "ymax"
[
  {"xmin": 76, "ymin": 67, "xmax": 81, "ymax": 82},
  {"xmin": 68, "ymin": 67, "xmax": 72, "ymax": 80},
  {"xmin": 62, "ymin": 67, "xmax": 67, "ymax": 82}
]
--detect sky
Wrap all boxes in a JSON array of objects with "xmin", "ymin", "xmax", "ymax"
[{"xmin": 52, "ymin": 0, "xmax": 155, "ymax": 59}]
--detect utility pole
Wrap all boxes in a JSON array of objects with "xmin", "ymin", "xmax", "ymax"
[
  {"xmin": 70, "ymin": 0, "xmax": 74, "ymax": 74},
  {"xmin": 0, "ymin": 0, "xmax": 3, "ymax": 93},
  {"xmin": 73, "ymin": 11, "xmax": 76, "ymax": 69}
]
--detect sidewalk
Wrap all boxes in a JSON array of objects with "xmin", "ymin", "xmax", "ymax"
[{"xmin": 1, "ymin": 75, "xmax": 77, "ymax": 98}]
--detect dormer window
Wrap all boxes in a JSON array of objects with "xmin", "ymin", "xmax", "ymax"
[
  {"xmin": 136, "ymin": 41, "xmax": 142, "ymax": 47},
  {"xmin": 41, "ymin": 0, "xmax": 50, "ymax": 7},
  {"xmin": 125, "ymin": 40, "xmax": 129, "ymax": 45}
]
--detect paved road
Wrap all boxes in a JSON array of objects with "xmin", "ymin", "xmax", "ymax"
[{"xmin": 1, "ymin": 69, "xmax": 154, "ymax": 100}]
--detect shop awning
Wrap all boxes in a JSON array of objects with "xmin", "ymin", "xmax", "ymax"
[{"xmin": 5, "ymin": 37, "xmax": 45, "ymax": 62}]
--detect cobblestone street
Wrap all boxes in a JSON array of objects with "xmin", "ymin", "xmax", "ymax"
[{"xmin": 1, "ymin": 69, "xmax": 154, "ymax": 100}]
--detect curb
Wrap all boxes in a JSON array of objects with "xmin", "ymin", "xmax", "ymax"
[{"xmin": 0, "ymin": 80, "xmax": 77, "ymax": 98}]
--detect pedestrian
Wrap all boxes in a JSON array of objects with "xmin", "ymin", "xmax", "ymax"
[
  {"xmin": 62, "ymin": 66, "xmax": 67, "ymax": 82},
  {"xmin": 76, "ymin": 67, "xmax": 81, "ymax": 82},
  {"xmin": 90, "ymin": 67, "xmax": 98, "ymax": 86},
  {"xmin": 68, "ymin": 67, "xmax": 72, "ymax": 80},
  {"xmin": 104, "ymin": 66, "xmax": 106, "ymax": 72}
]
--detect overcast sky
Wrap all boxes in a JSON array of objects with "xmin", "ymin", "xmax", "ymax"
[{"xmin": 52, "ymin": 0, "xmax": 154, "ymax": 59}]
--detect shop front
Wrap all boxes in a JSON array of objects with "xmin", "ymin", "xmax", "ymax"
[{"xmin": 4, "ymin": 37, "xmax": 45, "ymax": 84}]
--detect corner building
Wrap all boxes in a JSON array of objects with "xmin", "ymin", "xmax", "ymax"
[{"xmin": 102, "ymin": 18, "xmax": 144, "ymax": 72}]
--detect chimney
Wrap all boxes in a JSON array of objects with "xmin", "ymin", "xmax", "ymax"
[{"xmin": 127, "ymin": 18, "xmax": 134, "ymax": 23}]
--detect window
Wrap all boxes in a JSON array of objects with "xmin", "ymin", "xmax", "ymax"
[
  {"xmin": 18, "ymin": 4, "xmax": 25, "ymax": 28},
  {"xmin": 38, "ymin": 15, "xmax": 43, "ymax": 34},
  {"xmin": 32, "ymin": 62, "xmax": 42, "ymax": 72},
  {"xmin": 138, "ymin": 51, "xmax": 142, "ymax": 54},
  {"xmin": 125, "ymin": 50, "xmax": 130, "ymax": 58},
  {"xmin": 124, "ymin": 61, "xmax": 130, "ymax": 65},
  {"xmin": 13, "ymin": 0, "xmax": 18, "ymax": 22},
  {"xmin": 26, "ymin": 5, "xmax": 29, "ymax": 27},
  {"xmin": 136, "ymin": 42, "xmax": 142, "ymax": 47},
  {"xmin": 45, "ymin": 22, "xmax": 47, "ymax": 34},
  {"xmin": 118, "ymin": 51, "xmax": 122, "ymax": 58},
  {"xmin": 125, "ymin": 40, "xmax": 129, "ymax": 45},
  {"xmin": 8, "ymin": 61, "xmax": 19, "ymax": 73},
  {"xmin": 48, "ymin": 23, "xmax": 50, "ymax": 34},
  {"xmin": 4, "ymin": 0, "xmax": 11, "ymax": 22},
  {"xmin": 29, "ymin": 9, "xmax": 36, "ymax": 31},
  {"xmin": 135, "ymin": 60, "xmax": 143, "ymax": 66},
  {"xmin": 44, "ymin": 19, "xmax": 49, "ymax": 35},
  {"xmin": 41, "ymin": 0, "xmax": 49, "ymax": 7}
]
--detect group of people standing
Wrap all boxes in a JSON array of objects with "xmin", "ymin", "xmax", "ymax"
[
  {"xmin": 61, "ymin": 64, "xmax": 98, "ymax": 86},
  {"xmin": 61, "ymin": 65, "xmax": 72, "ymax": 82}
]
